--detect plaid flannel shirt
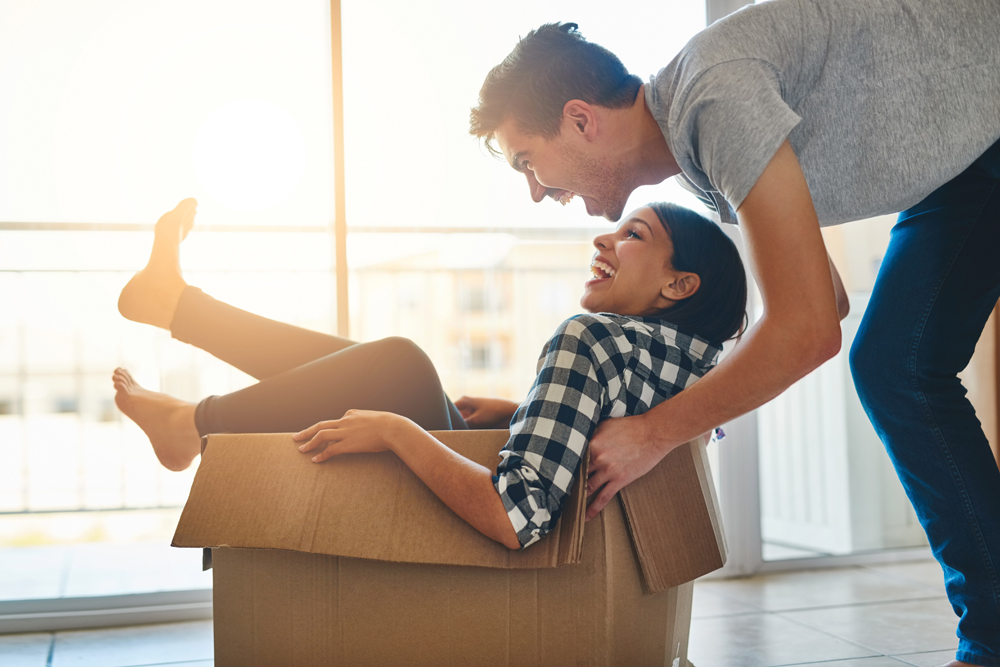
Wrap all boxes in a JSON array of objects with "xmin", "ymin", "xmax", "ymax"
[{"xmin": 493, "ymin": 313, "xmax": 722, "ymax": 548}]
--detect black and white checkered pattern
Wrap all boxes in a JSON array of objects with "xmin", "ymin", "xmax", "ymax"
[{"xmin": 493, "ymin": 313, "xmax": 721, "ymax": 548}]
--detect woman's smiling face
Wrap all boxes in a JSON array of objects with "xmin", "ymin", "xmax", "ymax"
[{"xmin": 580, "ymin": 206, "xmax": 699, "ymax": 317}]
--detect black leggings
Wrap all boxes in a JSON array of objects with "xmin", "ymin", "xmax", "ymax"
[{"xmin": 170, "ymin": 287, "xmax": 468, "ymax": 436}]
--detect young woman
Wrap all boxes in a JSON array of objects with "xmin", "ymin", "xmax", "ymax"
[{"xmin": 114, "ymin": 197, "xmax": 746, "ymax": 550}]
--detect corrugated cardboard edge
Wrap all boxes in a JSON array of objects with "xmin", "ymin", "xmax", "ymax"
[
  {"xmin": 199, "ymin": 437, "xmax": 212, "ymax": 572},
  {"xmin": 558, "ymin": 444, "xmax": 588, "ymax": 565},
  {"xmin": 691, "ymin": 435, "xmax": 728, "ymax": 559},
  {"xmin": 178, "ymin": 430, "xmax": 722, "ymax": 592},
  {"xmin": 618, "ymin": 435, "xmax": 727, "ymax": 593},
  {"xmin": 174, "ymin": 430, "xmax": 587, "ymax": 571}
]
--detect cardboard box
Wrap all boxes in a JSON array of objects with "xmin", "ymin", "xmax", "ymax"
[{"xmin": 173, "ymin": 430, "xmax": 726, "ymax": 667}]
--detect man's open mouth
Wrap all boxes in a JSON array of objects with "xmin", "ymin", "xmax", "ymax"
[{"xmin": 546, "ymin": 189, "xmax": 576, "ymax": 206}]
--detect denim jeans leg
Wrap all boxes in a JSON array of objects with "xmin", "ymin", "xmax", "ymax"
[{"xmin": 850, "ymin": 141, "xmax": 1000, "ymax": 666}]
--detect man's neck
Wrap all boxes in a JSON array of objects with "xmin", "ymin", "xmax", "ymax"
[{"xmin": 615, "ymin": 85, "xmax": 681, "ymax": 188}]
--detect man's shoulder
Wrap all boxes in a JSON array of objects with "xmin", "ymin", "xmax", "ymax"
[{"xmin": 651, "ymin": 0, "xmax": 799, "ymax": 93}]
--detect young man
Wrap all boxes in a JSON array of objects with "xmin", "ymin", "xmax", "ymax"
[{"xmin": 469, "ymin": 2, "xmax": 1000, "ymax": 666}]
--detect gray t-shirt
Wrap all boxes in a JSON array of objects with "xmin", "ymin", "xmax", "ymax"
[{"xmin": 645, "ymin": 0, "xmax": 1000, "ymax": 226}]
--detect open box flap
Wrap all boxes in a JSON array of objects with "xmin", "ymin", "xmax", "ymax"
[
  {"xmin": 618, "ymin": 435, "xmax": 727, "ymax": 593},
  {"xmin": 172, "ymin": 430, "xmax": 584, "ymax": 569},
  {"xmin": 174, "ymin": 430, "xmax": 723, "ymax": 589}
]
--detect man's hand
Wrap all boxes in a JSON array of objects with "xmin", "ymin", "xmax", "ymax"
[
  {"xmin": 583, "ymin": 412, "xmax": 667, "ymax": 520},
  {"xmin": 454, "ymin": 396, "xmax": 520, "ymax": 429},
  {"xmin": 293, "ymin": 410, "xmax": 418, "ymax": 462}
]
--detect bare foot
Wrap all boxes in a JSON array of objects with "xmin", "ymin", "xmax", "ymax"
[
  {"xmin": 113, "ymin": 368, "xmax": 201, "ymax": 472},
  {"xmin": 942, "ymin": 661, "xmax": 981, "ymax": 667},
  {"xmin": 118, "ymin": 198, "xmax": 197, "ymax": 330}
]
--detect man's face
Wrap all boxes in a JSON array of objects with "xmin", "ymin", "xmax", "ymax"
[{"xmin": 493, "ymin": 118, "xmax": 631, "ymax": 222}]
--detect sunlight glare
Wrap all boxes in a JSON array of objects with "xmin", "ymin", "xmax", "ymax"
[{"xmin": 192, "ymin": 98, "xmax": 306, "ymax": 213}]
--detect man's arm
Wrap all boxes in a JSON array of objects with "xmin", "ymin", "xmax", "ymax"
[
  {"xmin": 828, "ymin": 251, "xmax": 850, "ymax": 320},
  {"xmin": 584, "ymin": 139, "xmax": 843, "ymax": 519}
]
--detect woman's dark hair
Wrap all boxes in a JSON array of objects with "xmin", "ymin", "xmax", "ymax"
[
  {"xmin": 648, "ymin": 202, "xmax": 748, "ymax": 346},
  {"xmin": 469, "ymin": 22, "xmax": 642, "ymax": 156}
]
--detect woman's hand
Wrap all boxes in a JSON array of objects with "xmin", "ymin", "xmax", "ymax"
[
  {"xmin": 292, "ymin": 410, "xmax": 420, "ymax": 463},
  {"xmin": 454, "ymin": 396, "xmax": 520, "ymax": 429}
]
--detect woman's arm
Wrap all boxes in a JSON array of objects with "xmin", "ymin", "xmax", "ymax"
[
  {"xmin": 583, "ymin": 139, "xmax": 843, "ymax": 519},
  {"xmin": 295, "ymin": 315, "xmax": 611, "ymax": 550},
  {"xmin": 294, "ymin": 411, "xmax": 521, "ymax": 549}
]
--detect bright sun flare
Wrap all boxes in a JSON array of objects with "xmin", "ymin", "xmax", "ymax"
[{"xmin": 192, "ymin": 98, "xmax": 306, "ymax": 213}]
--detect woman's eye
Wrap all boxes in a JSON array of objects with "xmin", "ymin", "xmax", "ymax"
[{"xmin": 626, "ymin": 229, "xmax": 641, "ymax": 239}]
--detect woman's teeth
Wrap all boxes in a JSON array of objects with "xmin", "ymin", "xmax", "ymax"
[
  {"xmin": 590, "ymin": 259, "xmax": 616, "ymax": 279},
  {"xmin": 558, "ymin": 192, "xmax": 576, "ymax": 206}
]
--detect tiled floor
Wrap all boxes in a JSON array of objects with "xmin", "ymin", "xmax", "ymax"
[
  {"xmin": 0, "ymin": 557, "xmax": 960, "ymax": 666},
  {"xmin": 689, "ymin": 560, "xmax": 957, "ymax": 666}
]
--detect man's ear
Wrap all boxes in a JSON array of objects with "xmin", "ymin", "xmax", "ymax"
[
  {"xmin": 661, "ymin": 272, "xmax": 701, "ymax": 301},
  {"xmin": 562, "ymin": 100, "xmax": 598, "ymax": 140}
]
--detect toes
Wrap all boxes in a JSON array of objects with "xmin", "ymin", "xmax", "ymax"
[
  {"xmin": 157, "ymin": 198, "xmax": 196, "ymax": 227},
  {"xmin": 112, "ymin": 368, "xmax": 135, "ymax": 389}
]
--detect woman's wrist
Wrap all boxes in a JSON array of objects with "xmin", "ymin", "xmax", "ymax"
[{"xmin": 385, "ymin": 414, "xmax": 422, "ymax": 454}]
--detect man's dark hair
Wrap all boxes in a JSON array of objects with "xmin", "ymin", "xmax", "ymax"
[
  {"xmin": 470, "ymin": 23, "xmax": 642, "ymax": 155},
  {"xmin": 649, "ymin": 203, "xmax": 748, "ymax": 346}
]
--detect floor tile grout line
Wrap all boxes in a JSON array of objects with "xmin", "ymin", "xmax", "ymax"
[
  {"xmin": 45, "ymin": 633, "xmax": 55, "ymax": 667},
  {"xmin": 891, "ymin": 647, "xmax": 962, "ymax": 666},
  {"xmin": 690, "ymin": 592, "xmax": 947, "ymax": 619},
  {"xmin": 767, "ymin": 655, "xmax": 922, "ymax": 667},
  {"xmin": 768, "ymin": 655, "xmax": 892, "ymax": 666},
  {"xmin": 766, "ymin": 604, "xmax": 957, "ymax": 661},
  {"xmin": 767, "ymin": 653, "xmax": 950, "ymax": 667},
  {"xmin": 692, "ymin": 611, "xmax": 766, "ymax": 620},
  {"xmin": 693, "ymin": 587, "xmax": 772, "ymax": 614},
  {"xmin": 695, "ymin": 581, "xmax": 942, "ymax": 613},
  {"xmin": 691, "ymin": 606, "xmax": 891, "ymax": 664},
  {"xmin": 761, "ymin": 593, "xmax": 947, "ymax": 615},
  {"xmin": 856, "ymin": 567, "xmax": 948, "ymax": 595},
  {"xmin": 762, "ymin": 607, "xmax": 897, "ymax": 659}
]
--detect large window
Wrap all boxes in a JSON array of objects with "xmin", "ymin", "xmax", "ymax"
[
  {"xmin": 0, "ymin": 0, "xmax": 708, "ymax": 622},
  {"xmin": 0, "ymin": 0, "xmax": 338, "ymax": 610}
]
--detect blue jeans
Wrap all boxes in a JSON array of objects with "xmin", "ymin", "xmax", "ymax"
[{"xmin": 851, "ymin": 138, "xmax": 1000, "ymax": 666}]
